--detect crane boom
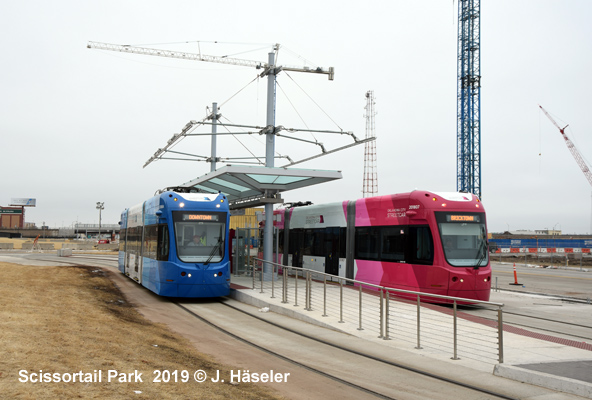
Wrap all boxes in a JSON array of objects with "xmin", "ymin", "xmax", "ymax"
[
  {"xmin": 539, "ymin": 104, "xmax": 592, "ymax": 187},
  {"xmin": 87, "ymin": 41, "xmax": 334, "ymax": 80}
]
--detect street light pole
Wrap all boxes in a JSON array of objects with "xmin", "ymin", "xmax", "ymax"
[{"xmin": 96, "ymin": 202, "xmax": 104, "ymax": 241}]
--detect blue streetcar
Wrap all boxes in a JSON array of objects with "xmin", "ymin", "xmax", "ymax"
[{"xmin": 118, "ymin": 190, "xmax": 230, "ymax": 297}]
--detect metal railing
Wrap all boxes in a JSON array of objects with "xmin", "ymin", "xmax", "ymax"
[{"xmin": 249, "ymin": 257, "xmax": 505, "ymax": 364}]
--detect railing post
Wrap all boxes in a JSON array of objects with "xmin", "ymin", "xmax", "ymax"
[
  {"xmin": 260, "ymin": 260, "xmax": 264, "ymax": 293},
  {"xmin": 338, "ymin": 279, "xmax": 344, "ymax": 323},
  {"xmin": 452, "ymin": 300, "xmax": 459, "ymax": 360},
  {"xmin": 305, "ymin": 271, "xmax": 312, "ymax": 311},
  {"xmin": 252, "ymin": 263, "xmax": 255, "ymax": 290},
  {"xmin": 270, "ymin": 263, "xmax": 275, "ymax": 298},
  {"xmin": 294, "ymin": 269, "xmax": 298, "ymax": 307},
  {"xmin": 322, "ymin": 275, "xmax": 328, "ymax": 317},
  {"xmin": 281, "ymin": 266, "xmax": 288, "ymax": 304},
  {"xmin": 383, "ymin": 291, "xmax": 391, "ymax": 340},
  {"xmin": 415, "ymin": 294, "xmax": 422, "ymax": 349},
  {"xmin": 498, "ymin": 306, "xmax": 504, "ymax": 364},
  {"xmin": 378, "ymin": 289, "xmax": 384, "ymax": 338},
  {"xmin": 357, "ymin": 284, "xmax": 364, "ymax": 331}
]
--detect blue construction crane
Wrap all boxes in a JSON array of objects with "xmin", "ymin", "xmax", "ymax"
[{"xmin": 457, "ymin": 0, "xmax": 481, "ymax": 198}]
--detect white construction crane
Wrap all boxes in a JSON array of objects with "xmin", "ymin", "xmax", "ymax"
[
  {"xmin": 539, "ymin": 105, "xmax": 592, "ymax": 187},
  {"xmin": 86, "ymin": 41, "xmax": 334, "ymax": 80}
]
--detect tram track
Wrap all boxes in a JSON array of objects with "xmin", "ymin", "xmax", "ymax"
[
  {"xmin": 176, "ymin": 300, "xmax": 518, "ymax": 400},
  {"xmin": 464, "ymin": 307, "xmax": 592, "ymax": 342},
  {"xmin": 176, "ymin": 301, "xmax": 396, "ymax": 400},
  {"xmin": 35, "ymin": 255, "xmax": 517, "ymax": 399}
]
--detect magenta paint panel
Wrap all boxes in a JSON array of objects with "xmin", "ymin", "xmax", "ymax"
[{"xmin": 354, "ymin": 260, "xmax": 384, "ymax": 286}]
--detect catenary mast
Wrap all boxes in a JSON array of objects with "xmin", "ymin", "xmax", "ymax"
[{"xmin": 457, "ymin": 0, "xmax": 481, "ymax": 198}]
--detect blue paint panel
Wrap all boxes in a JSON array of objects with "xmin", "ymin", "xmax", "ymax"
[{"xmin": 118, "ymin": 251, "xmax": 125, "ymax": 273}]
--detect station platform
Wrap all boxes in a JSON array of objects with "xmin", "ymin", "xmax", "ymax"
[{"xmin": 230, "ymin": 273, "xmax": 592, "ymax": 399}]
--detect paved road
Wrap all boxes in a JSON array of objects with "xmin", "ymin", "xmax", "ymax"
[
  {"xmin": 453, "ymin": 261, "xmax": 592, "ymax": 343},
  {"xmin": 490, "ymin": 260, "xmax": 592, "ymax": 299}
]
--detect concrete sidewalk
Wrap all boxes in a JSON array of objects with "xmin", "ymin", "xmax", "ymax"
[{"xmin": 230, "ymin": 273, "xmax": 592, "ymax": 399}]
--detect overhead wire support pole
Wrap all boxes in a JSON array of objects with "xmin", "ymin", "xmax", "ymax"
[
  {"xmin": 88, "ymin": 40, "xmax": 338, "ymax": 274},
  {"xmin": 456, "ymin": 0, "xmax": 481, "ymax": 199},
  {"xmin": 263, "ymin": 51, "xmax": 276, "ymax": 281},
  {"xmin": 209, "ymin": 102, "xmax": 219, "ymax": 172}
]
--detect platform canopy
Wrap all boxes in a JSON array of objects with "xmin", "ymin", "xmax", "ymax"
[{"xmin": 179, "ymin": 165, "xmax": 342, "ymax": 209}]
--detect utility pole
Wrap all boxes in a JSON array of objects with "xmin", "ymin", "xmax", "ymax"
[{"xmin": 96, "ymin": 202, "xmax": 104, "ymax": 241}]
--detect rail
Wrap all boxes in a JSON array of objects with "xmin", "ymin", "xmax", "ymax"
[{"xmin": 248, "ymin": 257, "xmax": 505, "ymax": 364}]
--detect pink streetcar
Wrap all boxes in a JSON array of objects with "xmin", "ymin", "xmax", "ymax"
[{"xmin": 264, "ymin": 190, "xmax": 491, "ymax": 302}]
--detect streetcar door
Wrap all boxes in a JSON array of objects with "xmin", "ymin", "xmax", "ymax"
[{"xmin": 324, "ymin": 227, "xmax": 340, "ymax": 276}]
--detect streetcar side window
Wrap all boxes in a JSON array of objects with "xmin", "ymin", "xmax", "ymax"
[
  {"xmin": 144, "ymin": 225, "xmax": 157, "ymax": 260},
  {"xmin": 339, "ymin": 227, "xmax": 347, "ymax": 258},
  {"xmin": 381, "ymin": 227, "xmax": 407, "ymax": 262},
  {"xmin": 355, "ymin": 227, "xmax": 380, "ymax": 260},
  {"xmin": 157, "ymin": 224, "xmax": 169, "ymax": 261},
  {"xmin": 409, "ymin": 226, "xmax": 434, "ymax": 265},
  {"xmin": 354, "ymin": 225, "xmax": 433, "ymax": 265},
  {"xmin": 119, "ymin": 228, "xmax": 126, "ymax": 252}
]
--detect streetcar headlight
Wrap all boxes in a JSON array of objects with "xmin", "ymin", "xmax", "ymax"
[
  {"xmin": 188, "ymin": 273, "xmax": 192, "ymax": 278},
  {"xmin": 180, "ymin": 202, "xmax": 185, "ymax": 208},
  {"xmin": 216, "ymin": 204, "xmax": 220, "ymax": 208}
]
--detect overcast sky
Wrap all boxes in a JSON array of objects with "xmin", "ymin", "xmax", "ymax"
[{"xmin": 2, "ymin": 1, "xmax": 592, "ymax": 234}]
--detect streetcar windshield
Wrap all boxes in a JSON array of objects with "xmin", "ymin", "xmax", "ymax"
[
  {"xmin": 173, "ymin": 211, "xmax": 226, "ymax": 263},
  {"xmin": 435, "ymin": 212, "xmax": 488, "ymax": 267}
]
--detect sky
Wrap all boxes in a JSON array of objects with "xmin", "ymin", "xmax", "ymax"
[{"xmin": 1, "ymin": 0, "xmax": 592, "ymax": 234}]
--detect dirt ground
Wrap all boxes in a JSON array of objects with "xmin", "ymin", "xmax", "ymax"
[{"xmin": 0, "ymin": 262, "xmax": 284, "ymax": 400}]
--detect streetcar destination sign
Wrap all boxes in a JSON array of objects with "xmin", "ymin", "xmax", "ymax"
[{"xmin": 448, "ymin": 215, "xmax": 480, "ymax": 222}]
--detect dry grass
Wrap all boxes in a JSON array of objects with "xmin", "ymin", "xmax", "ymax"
[{"xmin": 0, "ymin": 262, "xmax": 284, "ymax": 400}]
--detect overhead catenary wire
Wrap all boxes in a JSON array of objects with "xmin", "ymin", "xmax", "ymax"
[
  {"xmin": 90, "ymin": 41, "xmax": 359, "ymax": 170},
  {"xmin": 218, "ymin": 75, "xmax": 260, "ymax": 109},
  {"xmin": 284, "ymin": 72, "xmax": 343, "ymax": 132},
  {"xmin": 276, "ymin": 80, "xmax": 316, "ymax": 141},
  {"xmin": 219, "ymin": 115, "xmax": 264, "ymax": 165}
]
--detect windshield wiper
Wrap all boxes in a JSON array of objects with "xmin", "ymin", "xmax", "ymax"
[
  {"xmin": 204, "ymin": 238, "xmax": 222, "ymax": 266},
  {"xmin": 474, "ymin": 227, "xmax": 487, "ymax": 269},
  {"xmin": 205, "ymin": 226, "xmax": 224, "ymax": 266}
]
